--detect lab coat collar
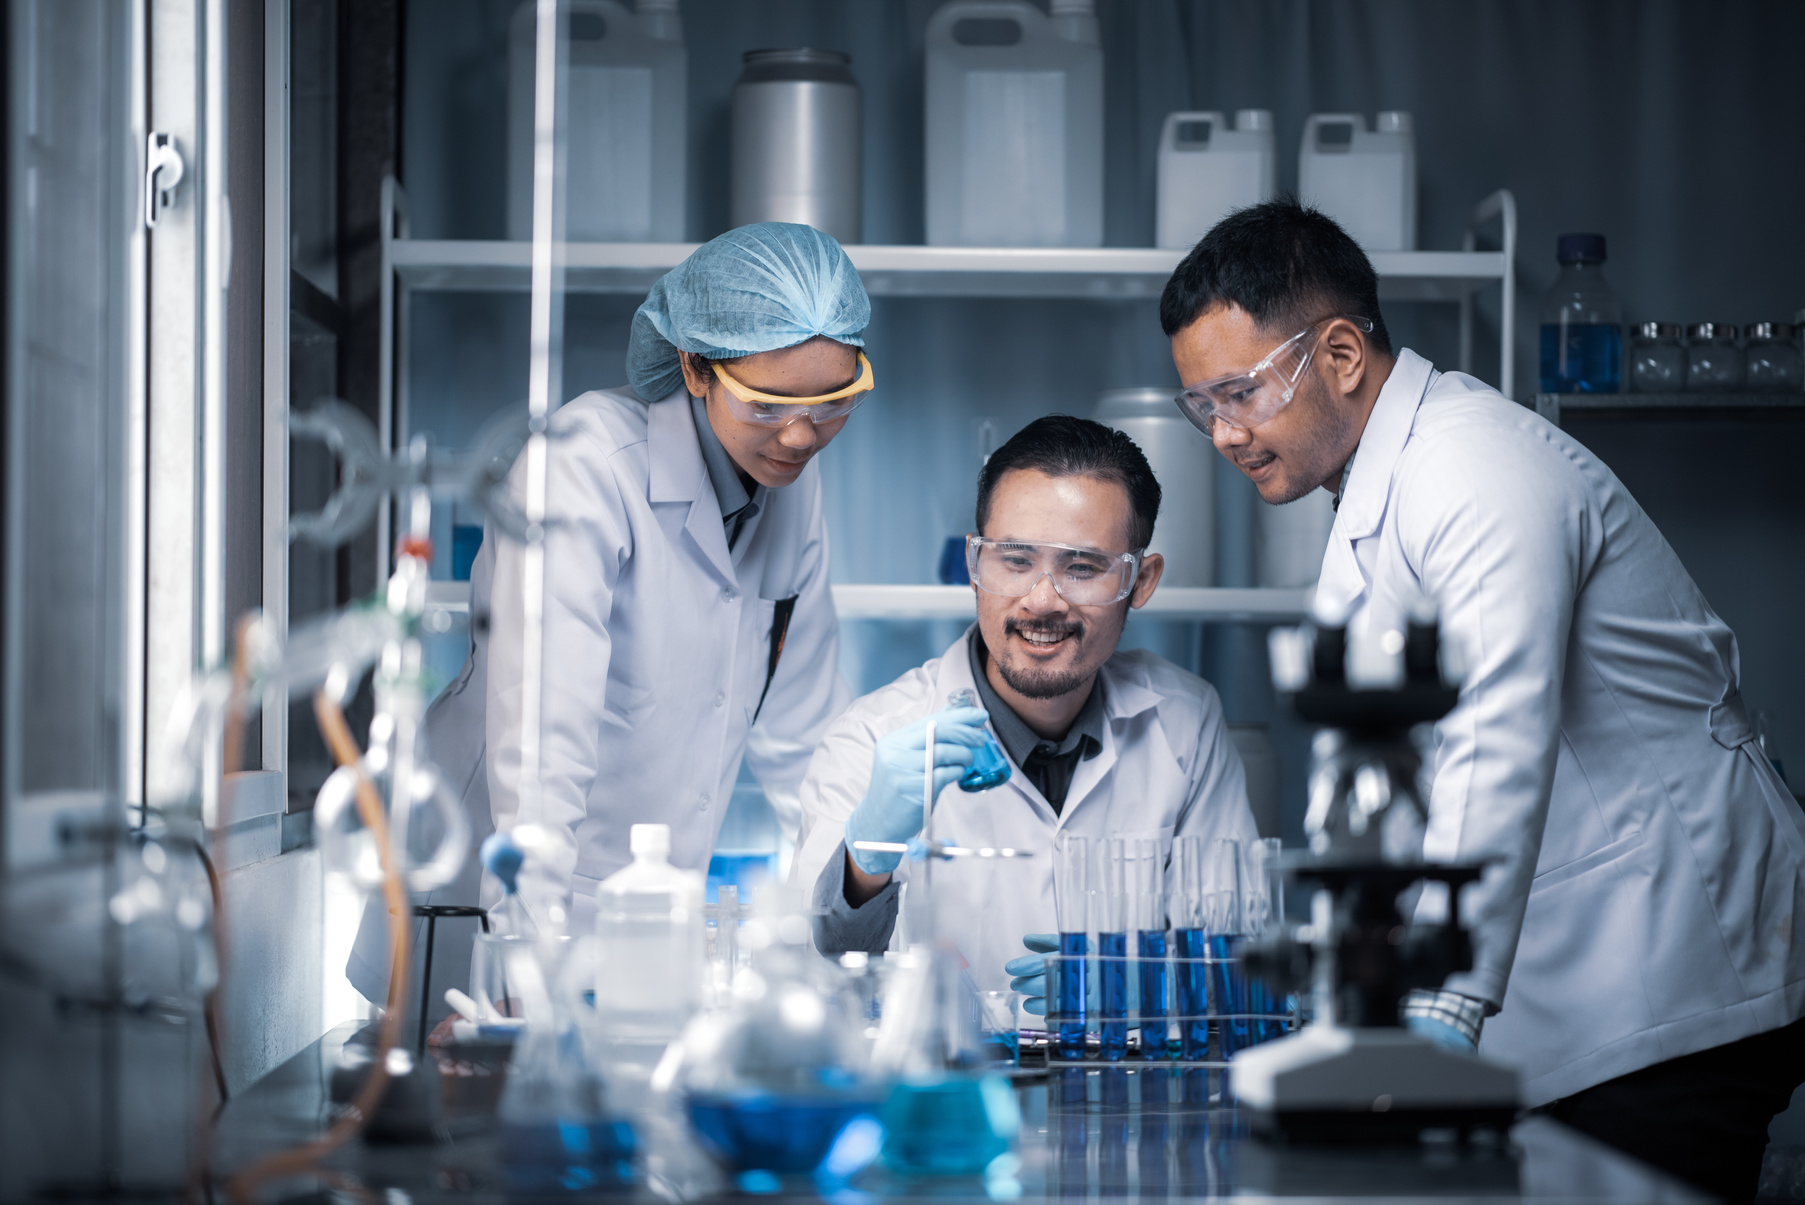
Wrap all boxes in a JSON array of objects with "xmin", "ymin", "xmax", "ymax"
[
  {"xmin": 1333, "ymin": 348, "xmax": 1437, "ymax": 542},
  {"xmin": 646, "ymin": 390, "xmax": 736, "ymax": 582}
]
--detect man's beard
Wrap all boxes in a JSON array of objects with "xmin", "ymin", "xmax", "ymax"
[
  {"xmin": 993, "ymin": 617, "xmax": 1093, "ymax": 699},
  {"xmin": 1264, "ymin": 368, "xmax": 1356, "ymax": 504}
]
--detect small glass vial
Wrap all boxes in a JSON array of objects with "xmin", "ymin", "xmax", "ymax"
[
  {"xmin": 1744, "ymin": 323, "xmax": 1803, "ymax": 392},
  {"xmin": 1628, "ymin": 322, "xmax": 1685, "ymax": 393},
  {"xmin": 1686, "ymin": 322, "xmax": 1744, "ymax": 392}
]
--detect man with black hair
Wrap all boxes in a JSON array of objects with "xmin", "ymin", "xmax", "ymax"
[
  {"xmin": 1162, "ymin": 197, "xmax": 1805, "ymax": 1203},
  {"xmin": 791, "ymin": 415, "xmax": 1257, "ymax": 994}
]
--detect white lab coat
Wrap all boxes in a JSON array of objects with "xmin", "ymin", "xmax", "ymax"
[
  {"xmin": 348, "ymin": 386, "xmax": 850, "ymax": 1005},
  {"xmin": 790, "ymin": 629, "xmax": 1259, "ymax": 994},
  {"xmin": 1319, "ymin": 349, "xmax": 1805, "ymax": 1105}
]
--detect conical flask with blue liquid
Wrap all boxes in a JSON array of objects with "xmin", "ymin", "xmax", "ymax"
[{"xmin": 948, "ymin": 687, "xmax": 1010, "ymax": 791}]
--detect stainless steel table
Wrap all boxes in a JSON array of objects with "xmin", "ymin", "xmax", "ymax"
[{"xmin": 212, "ymin": 1025, "xmax": 1704, "ymax": 1202}]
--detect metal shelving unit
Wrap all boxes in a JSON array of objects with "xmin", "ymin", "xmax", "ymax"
[
  {"xmin": 384, "ymin": 185, "xmax": 1516, "ymax": 620},
  {"xmin": 1536, "ymin": 392, "xmax": 1805, "ymax": 426}
]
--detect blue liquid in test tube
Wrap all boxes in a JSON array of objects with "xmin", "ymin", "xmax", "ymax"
[
  {"xmin": 1207, "ymin": 933, "xmax": 1250, "ymax": 1058},
  {"xmin": 1137, "ymin": 929, "xmax": 1169, "ymax": 1060},
  {"xmin": 1056, "ymin": 932, "xmax": 1088, "ymax": 1061},
  {"xmin": 1098, "ymin": 930, "xmax": 1127, "ymax": 1061},
  {"xmin": 1175, "ymin": 927, "xmax": 1209, "ymax": 1062}
]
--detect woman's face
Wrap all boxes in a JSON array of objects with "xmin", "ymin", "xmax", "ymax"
[{"xmin": 679, "ymin": 337, "xmax": 860, "ymax": 490}]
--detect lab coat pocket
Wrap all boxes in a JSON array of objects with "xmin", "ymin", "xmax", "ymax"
[{"xmin": 1529, "ymin": 828, "xmax": 1643, "ymax": 893}]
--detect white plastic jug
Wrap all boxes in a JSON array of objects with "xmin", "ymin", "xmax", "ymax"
[
  {"xmin": 1297, "ymin": 111, "xmax": 1416, "ymax": 252},
  {"xmin": 1156, "ymin": 109, "xmax": 1275, "ymax": 250},
  {"xmin": 1093, "ymin": 388, "xmax": 1213, "ymax": 587},
  {"xmin": 1255, "ymin": 488, "xmax": 1336, "ymax": 589},
  {"xmin": 924, "ymin": 0, "xmax": 1103, "ymax": 247},
  {"xmin": 507, "ymin": 0, "xmax": 686, "ymax": 243},
  {"xmin": 592, "ymin": 823, "xmax": 705, "ymax": 1045}
]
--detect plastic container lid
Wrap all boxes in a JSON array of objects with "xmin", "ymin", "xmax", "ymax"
[
  {"xmin": 1633, "ymin": 321, "xmax": 1681, "ymax": 340},
  {"xmin": 1745, "ymin": 322, "xmax": 1797, "ymax": 341},
  {"xmin": 1556, "ymin": 233, "xmax": 1607, "ymax": 264},
  {"xmin": 631, "ymin": 823, "xmax": 672, "ymax": 859},
  {"xmin": 1093, "ymin": 387, "xmax": 1181, "ymax": 422},
  {"xmin": 1688, "ymin": 322, "xmax": 1738, "ymax": 342}
]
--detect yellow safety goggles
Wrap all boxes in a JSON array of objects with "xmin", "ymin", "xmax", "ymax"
[{"xmin": 711, "ymin": 352, "xmax": 875, "ymax": 427}]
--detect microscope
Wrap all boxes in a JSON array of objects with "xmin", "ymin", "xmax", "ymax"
[{"xmin": 1231, "ymin": 605, "xmax": 1520, "ymax": 1141}]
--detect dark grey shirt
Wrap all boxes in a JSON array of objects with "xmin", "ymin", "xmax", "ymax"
[
  {"xmin": 690, "ymin": 394, "xmax": 764, "ymax": 549},
  {"xmin": 812, "ymin": 628, "xmax": 1104, "ymax": 956}
]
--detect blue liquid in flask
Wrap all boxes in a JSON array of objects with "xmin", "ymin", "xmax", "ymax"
[
  {"xmin": 1175, "ymin": 928, "xmax": 1209, "ymax": 1062},
  {"xmin": 880, "ymin": 1075, "xmax": 1019, "ymax": 1176},
  {"xmin": 686, "ymin": 1092, "xmax": 877, "ymax": 1176},
  {"xmin": 947, "ymin": 688, "xmax": 1011, "ymax": 791},
  {"xmin": 1098, "ymin": 931, "xmax": 1128, "ymax": 1062},
  {"xmin": 1137, "ymin": 929, "xmax": 1170, "ymax": 1060},
  {"xmin": 1055, "ymin": 931, "xmax": 1088, "ymax": 1061}
]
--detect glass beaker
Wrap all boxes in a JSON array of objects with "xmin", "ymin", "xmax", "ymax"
[
  {"xmin": 1687, "ymin": 322, "xmax": 1744, "ymax": 391},
  {"xmin": 1628, "ymin": 321, "xmax": 1685, "ymax": 392},
  {"xmin": 1745, "ymin": 323, "xmax": 1803, "ymax": 392},
  {"xmin": 948, "ymin": 688, "xmax": 1011, "ymax": 791}
]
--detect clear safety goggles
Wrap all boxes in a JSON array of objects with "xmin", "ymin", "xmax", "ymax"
[
  {"xmin": 1174, "ymin": 316, "xmax": 1374, "ymax": 435},
  {"xmin": 711, "ymin": 352, "xmax": 875, "ymax": 427},
  {"xmin": 966, "ymin": 537, "xmax": 1144, "ymax": 607}
]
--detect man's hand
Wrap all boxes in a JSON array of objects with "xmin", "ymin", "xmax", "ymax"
[{"xmin": 842, "ymin": 705, "xmax": 991, "ymax": 875}]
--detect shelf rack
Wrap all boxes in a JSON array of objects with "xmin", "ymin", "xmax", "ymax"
[
  {"xmin": 423, "ymin": 580, "xmax": 1315, "ymax": 624},
  {"xmin": 383, "ymin": 184, "xmax": 1514, "ymax": 621},
  {"xmin": 1535, "ymin": 392, "xmax": 1805, "ymax": 426}
]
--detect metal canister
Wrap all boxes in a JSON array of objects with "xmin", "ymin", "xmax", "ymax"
[
  {"xmin": 1092, "ymin": 388, "xmax": 1214, "ymax": 587},
  {"xmin": 730, "ymin": 49, "xmax": 862, "ymax": 244}
]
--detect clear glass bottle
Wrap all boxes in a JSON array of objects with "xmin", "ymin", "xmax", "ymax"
[
  {"xmin": 1686, "ymin": 322, "xmax": 1744, "ymax": 392},
  {"xmin": 1744, "ymin": 323, "xmax": 1803, "ymax": 392},
  {"xmin": 1539, "ymin": 233, "xmax": 1622, "ymax": 394},
  {"xmin": 1628, "ymin": 322, "xmax": 1685, "ymax": 393}
]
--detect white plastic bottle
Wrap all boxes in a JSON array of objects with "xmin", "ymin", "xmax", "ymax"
[
  {"xmin": 924, "ymin": 0, "xmax": 1103, "ymax": 247},
  {"xmin": 507, "ymin": 0, "xmax": 687, "ymax": 243},
  {"xmin": 1156, "ymin": 109, "xmax": 1275, "ymax": 250},
  {"xmin": 1297, "ymin": 111, "xmax": 1416, "ymax": 252},
  {"xmin": 592, "ymin": 823, "xmax": 705, "ymax": 1061}
]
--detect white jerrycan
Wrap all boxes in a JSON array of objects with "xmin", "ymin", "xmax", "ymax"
[
  {"xmin": 1156, "ymin": 109, "xmax": 1276, "ymax": 250},
  {"xmin": 1297, "ymin": 111, "xmax": 1416, "ymax": 252},
  {"xmin": 507, "ymin": 0, "xmax": 687, "ymax": 242},
  {"xmin": 924, "ymin": 0, "xmax": 1103, "ymax": 247}
]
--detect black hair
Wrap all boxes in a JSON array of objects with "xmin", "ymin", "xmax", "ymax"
[
  {"xmin": 975, "ymin": 415, "xmax": 1162, "ymax": 551},
  {"xmin": 1158, "ymin": 196, "xmax": 1393, "ymax": 355}
]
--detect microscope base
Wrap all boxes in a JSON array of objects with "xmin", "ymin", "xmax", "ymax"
[{"xmin": 1230, "ymin": 1025, "xmax": 1521, "ymax": 1143}]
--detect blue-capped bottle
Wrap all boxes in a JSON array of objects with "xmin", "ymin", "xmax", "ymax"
[
  {"xmin": 948, "ymin": 688, "xmax": 1010, "ymax": 792},
  {"xmin": 1540, "ymin": 233, "xmax": 1622, "ymax": 394}
]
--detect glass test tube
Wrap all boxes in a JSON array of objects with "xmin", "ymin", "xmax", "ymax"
[
  {"xmin": 1129, "ymin": 837, "xmax": 1169, "ymax": 1061},
  {"xmin": 1171, "ymin": 835, "xmax": 1210, "ymax": 1062},
  {"xmin": 1206, "ymin": 838, "xmax": 1248, "ymax": 1058},
  {"xmin": 1096, "ymin": 838, "xmax": 1129, "ymax": 1062},
  {"xmin": 1244, "ymin": 838, "xmax": 1288, "ymax": 1046},
  {"xmin": 1053, "ymin": 833, "xmax": 1089, "ymax": 1062}
]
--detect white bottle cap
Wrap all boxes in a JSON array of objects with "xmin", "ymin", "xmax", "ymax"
[
  {"xmin": 630, "ymin": 823, "xmax": 671, "ymax": 859},
  {"xmin": 1234, "ymin": 108, "xmax": 1273, "ymax": 132},
  {"xmin": 1376, "ymin": 111, "xmax": 1413, "ymax": 133}
]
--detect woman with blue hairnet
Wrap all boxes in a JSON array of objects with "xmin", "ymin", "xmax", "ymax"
[{"xmin": 348, "ymin": 223, "xmax": 871, "ymax": 1013}]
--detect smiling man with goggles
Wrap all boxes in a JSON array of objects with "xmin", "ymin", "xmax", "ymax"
[
  {"xmin": 712, "ymin": 351, "xmax": 875, "ymax": 427},
  {"xmin": 1174, "ymin": 315, "xmax": 1374, "ymax": 435},
  {"xmin": 965, "ymin": 536, "xmax": 1145, "ymax": 607}
]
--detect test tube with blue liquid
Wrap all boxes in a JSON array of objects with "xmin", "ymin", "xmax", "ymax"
[
  {"xmin": 1243, "ymin": 838, "xmax": 1289, "ymax": 1046},
  {"xmin": 1171, "ymin": 836, "xmax": 1211, "ymax": 1062},
  {"xmin": 1096, "ymin": 838, "xmax": 1129, "ymax": 1062},
  {"xmin": 1204, "ymin": 838, "xmax": 1250, "ymax": 1058},
  {"xmin": 1053, "ymin": 833, "xmax": 1089, "ymax": 1061},
  {"xmin": 947, "ymin": 688, "xmax": 1010, "ymax": 791},
  {"xmin": 1130, "ymin": 837, "xmax": 1170, "ymax": 1061}
]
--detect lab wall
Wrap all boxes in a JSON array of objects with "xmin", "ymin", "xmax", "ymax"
[{"xmin": 400, "ymin": 0, "xmax": 1805, "ymax": 842}]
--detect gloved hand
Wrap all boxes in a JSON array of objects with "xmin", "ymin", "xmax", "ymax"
[
  {"xmin": 1005, "ymin": 934, "xmax": 1061, "ymax": 1017},
  {"xmin": 1402, "ymin": 989, "xmax": 1486, "ymax": 1052},
  {"xmin": 843, "ymin": 705, "xmax": 992, "ymax": 874}
]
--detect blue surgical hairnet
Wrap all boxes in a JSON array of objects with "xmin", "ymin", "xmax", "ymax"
[{"xmin": 627, "ymin": 222, "xmax": 870, "ymax": 402}]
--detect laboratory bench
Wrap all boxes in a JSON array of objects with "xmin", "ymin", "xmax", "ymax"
[{"xmin": 210, "ymin": 1024, "xmax": 1702, "ymax": 1203}]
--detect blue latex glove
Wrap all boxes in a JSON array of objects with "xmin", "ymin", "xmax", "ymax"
[
  {"xmin": 1004, "ymin": 933, "xmax": 1060, "ymax": 1017},
  {"xmin": 1406, "ymin": 1013, "xmax": 1477, "ymax": 1051},
  {"xmin": 843, "ymin": 706, "xmax": 991, "ymax": 874}
]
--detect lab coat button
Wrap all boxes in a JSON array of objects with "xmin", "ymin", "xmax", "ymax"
[
  {"xmin": 698, "ymin": 793, "xmax": 711, "ymax": 811},
  {"xmin": 714, "ymin": 692, "xmax": 726, "ymax": 708},
  {"xmin": 722, "ymin": 588, "xmax": 737, "ymax": 603}
]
